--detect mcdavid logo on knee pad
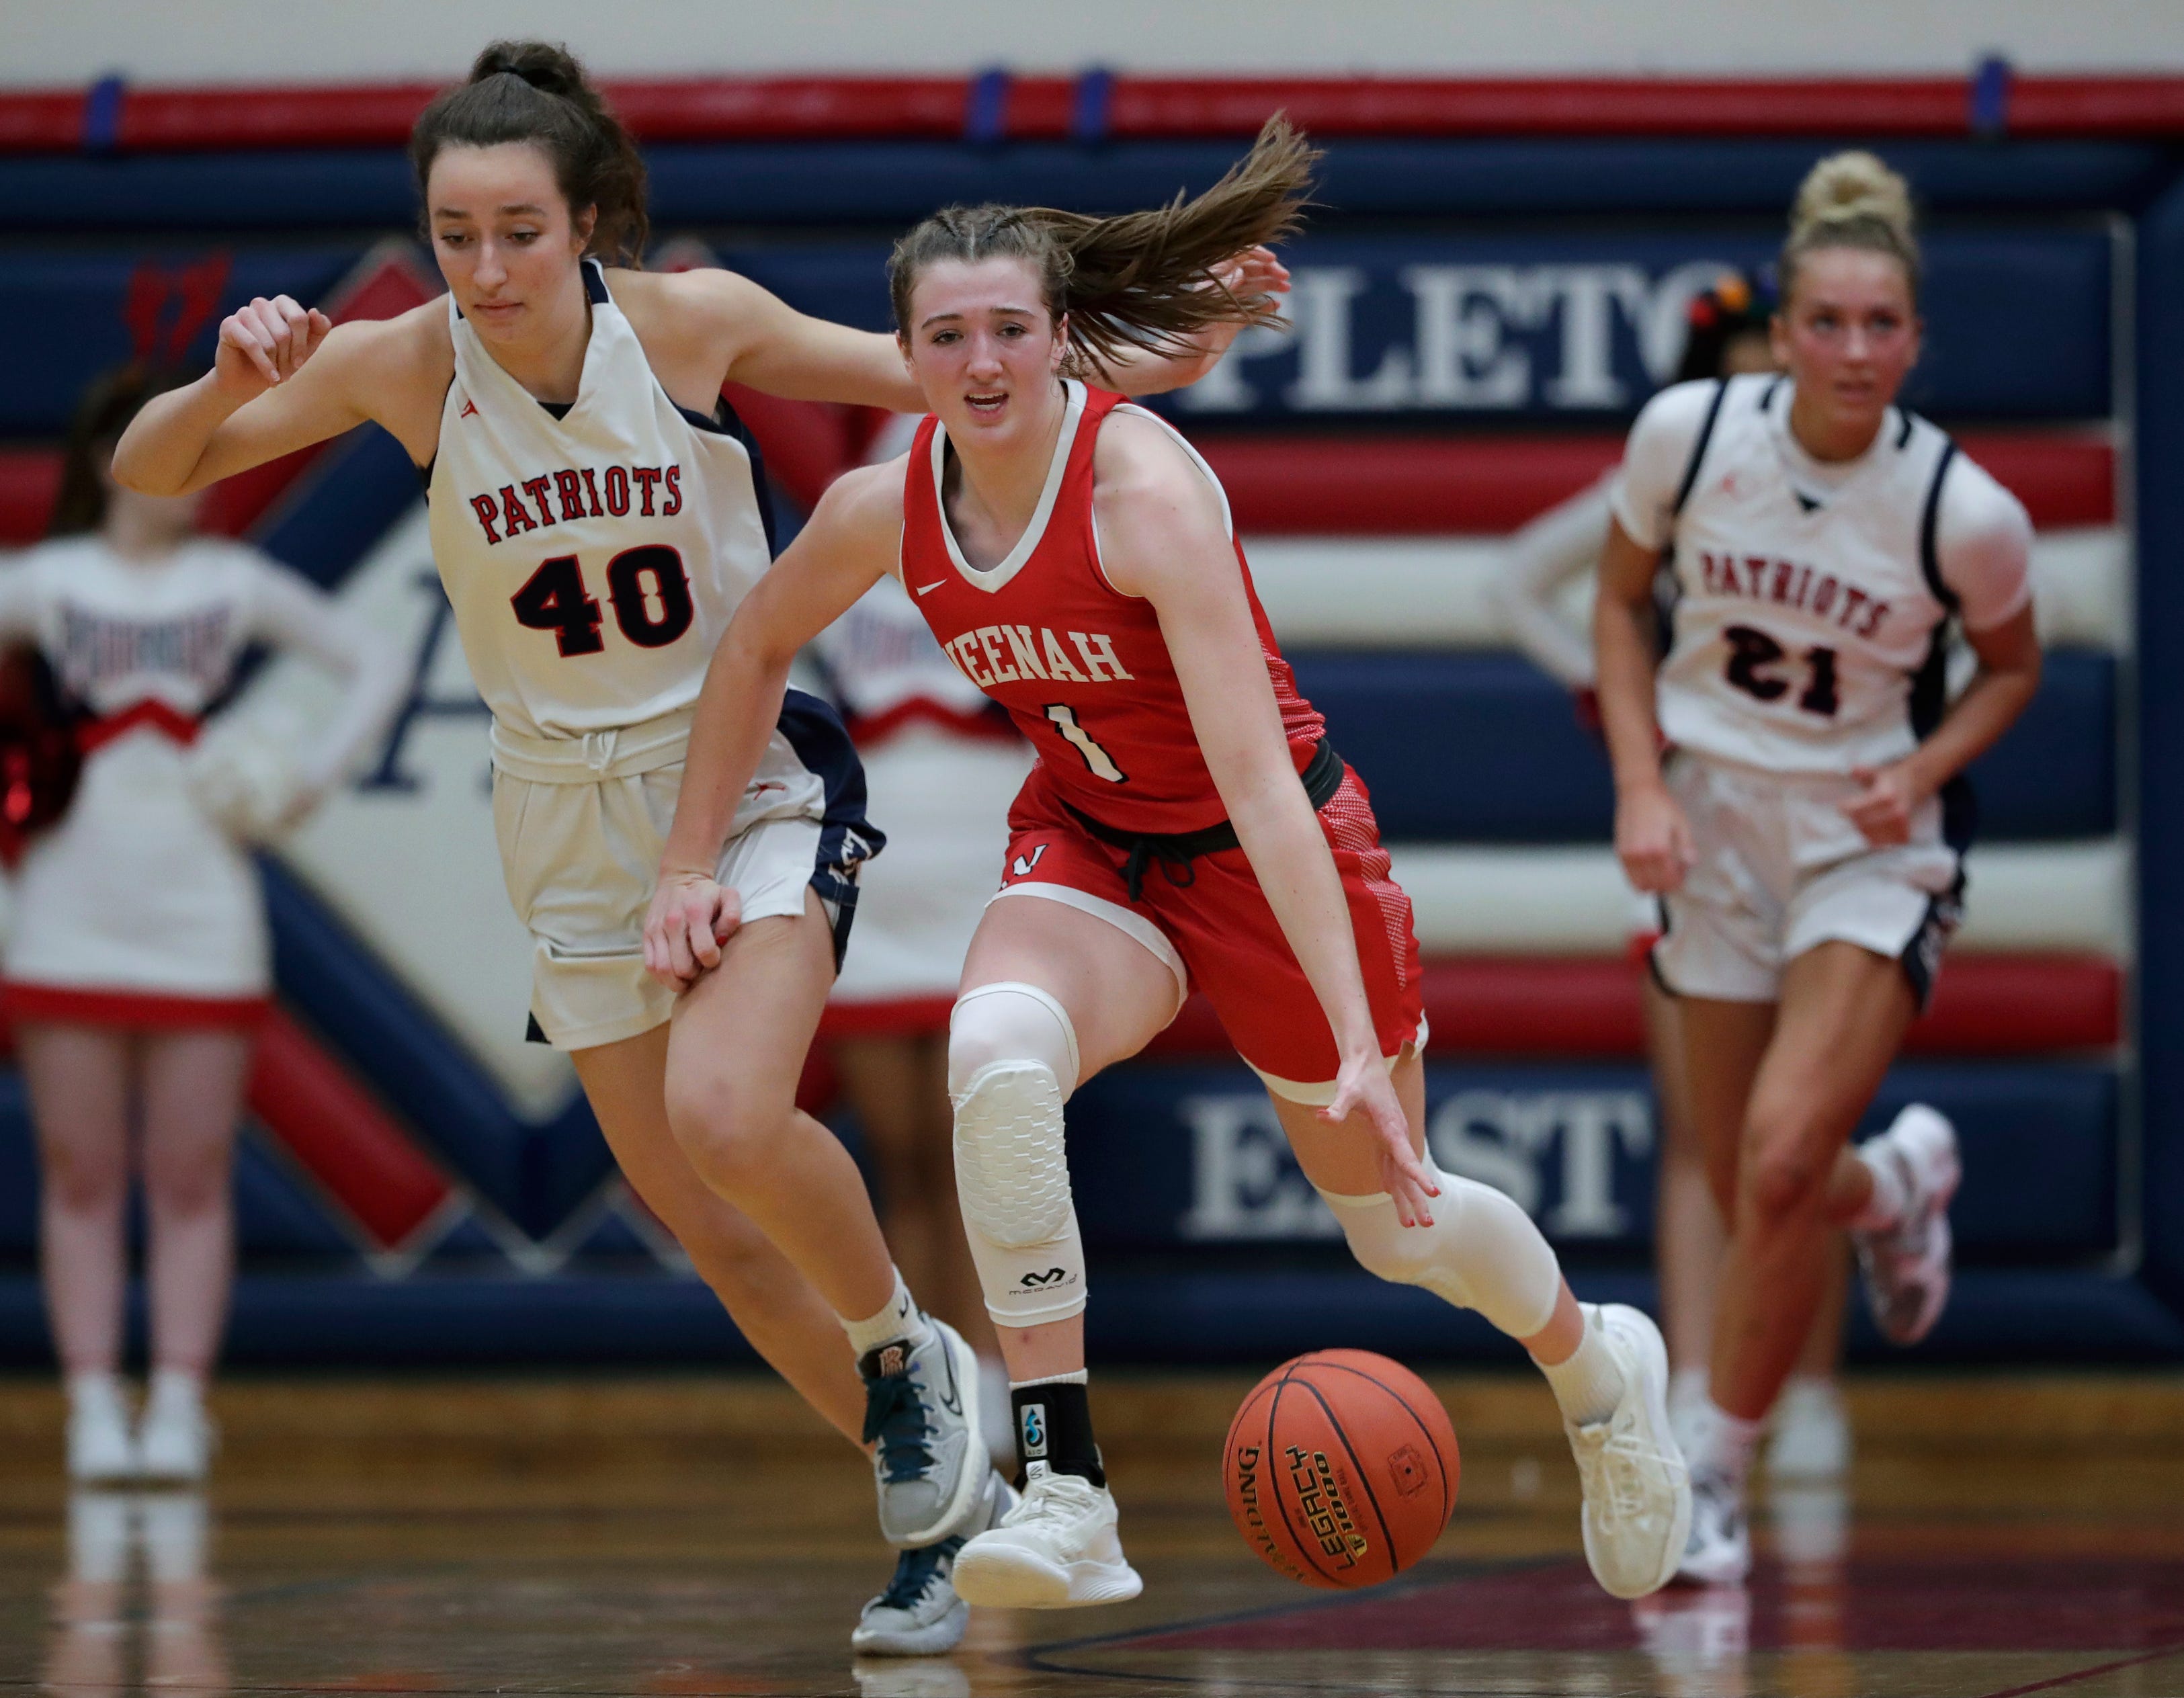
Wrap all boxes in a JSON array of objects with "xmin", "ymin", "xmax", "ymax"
[{"xmin": 1020, "ymin": 1267, "xmax": 1071, "ymax": 1289}]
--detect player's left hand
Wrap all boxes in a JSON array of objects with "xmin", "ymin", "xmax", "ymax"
[
  {"xmin": 642, "ymin": 869, "xmax": 743, "ymax": 988},
  {"xmin": 1841, "ymin": 759, "xmax": 1933, "ymax": 846},
  {"xmin": 1323, "ymin": 1052, "xmax": 1440, "ymax": 1228},
  {"xmin": 1212, "ymin": 245, "xmax": 1292, "ymax": 311}
]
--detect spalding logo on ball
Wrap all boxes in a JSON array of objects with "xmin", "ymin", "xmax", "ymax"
[{"xmin": 1224, "ymin": 1349, "xmax": 1460, "ymax": 1588}]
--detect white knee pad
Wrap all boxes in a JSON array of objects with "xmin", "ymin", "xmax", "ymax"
[
  {"xmin": 949, "ymin": 983, "xmax": 1086, "ymax": 1326},
  {"xmin": 1320, "ymin": 1161, "xmax": 1562, "ymax": 1340}
]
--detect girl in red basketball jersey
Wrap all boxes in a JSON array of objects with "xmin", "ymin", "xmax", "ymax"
[{"xmin": 648, "ymin": 122, "xmax": 1691, "ymax": 1607}]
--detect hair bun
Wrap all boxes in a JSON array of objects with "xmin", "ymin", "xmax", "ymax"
[
  {"xmin": 470, "ymin": 39, "xmax": 586, "ymax": 101},
  {"xmin": 1791, "ymin": 150, "xmax": 1914, "ymax": 245}
]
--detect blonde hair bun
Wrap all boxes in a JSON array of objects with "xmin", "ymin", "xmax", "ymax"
[{"xmin": 1791, "ymin": 151, "xmax": 1915, "ymax": 246}]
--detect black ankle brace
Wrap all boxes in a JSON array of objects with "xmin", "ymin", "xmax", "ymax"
[{"xmin": 1010, "ymin": 1380, "xmax": 1104, "ymax": 1488}]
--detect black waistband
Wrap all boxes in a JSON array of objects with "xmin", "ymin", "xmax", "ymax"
[{"xmin": 1063, "ymin": 738, "xmax": 1345, "ymax": 901}]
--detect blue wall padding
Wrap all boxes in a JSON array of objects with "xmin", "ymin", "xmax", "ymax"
[
  {"xmin": 253, "ymin": 421, "xmax": 426, "ymax": 589},
  {"xmin": 0, "ymin": 139, "xmax": 2168, "ymax": 236},
  {"xmin": 1065, "ymin": 1059, "xmax": 2117, "ymax": 1261},
  {"xmin": 1293, "ymin": 649, "xmax": 2114, "ymax": 843},
  {"xmin": 0, "ymin": 225, "xmax": 2113, "ymax": 435},
  {"xmin": 0, "ymin": 247, "xmax": 358, "ymax": 436}
]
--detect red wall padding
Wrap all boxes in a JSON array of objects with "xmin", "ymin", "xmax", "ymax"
[
  {"xmin": 1142, "ymin": 953, "xmax": 2122, "ymax": 1061},
  {"xmin": 3, "ymin": 76, "xmax": 2179, "ymax": 153}
]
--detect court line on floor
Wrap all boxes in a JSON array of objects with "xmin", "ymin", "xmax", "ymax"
[{"xmin": 1978, "ymin": 1640, "xmax": 2184, "ymax": 1698}]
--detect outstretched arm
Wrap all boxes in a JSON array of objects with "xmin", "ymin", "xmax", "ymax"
[
  {"xmin": 644, "ymin": 460, "xmax": 905, "ymax": 986},
  {"xmin": 1095, "ymin": 415, "xmax": 1436, "ymax": 1226},
  {"xmin": 114, "ymin": 298, "xmax": 443, "ymax": 494}
]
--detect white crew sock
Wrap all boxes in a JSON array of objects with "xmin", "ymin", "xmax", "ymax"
[
  {"xmin": 1694, "ymin": 1398, "xmax": 1765, "ymax": 1490},
  {"xmin": 1536, "ymin": 1305, "xmax": 1626, "ymax": 1427},
  {"xmin": 1852, "ymin": 1139, "xmax": 1912, "ymax": 1231},
  {"xmin": 1669, "ymin": 1365, "xmax": 1711, "ymax": 1422},
  {"xmin": 840, "ymin": 1268, "xmax": 933, "ymax": 1361}
]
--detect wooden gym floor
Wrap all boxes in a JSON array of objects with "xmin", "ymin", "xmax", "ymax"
[{"xmin": 1, "ymin": 1371, "xmax": 2181, "ymax": 1697}]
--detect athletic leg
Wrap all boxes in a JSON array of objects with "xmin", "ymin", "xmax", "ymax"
[
  {"xmin": 1279, "ymin": 1052, "xmax": 1689, "ymax": 1600},
  {"xmin": 946, "ymin": 888, "xmax": 1180, "ymax": 1609},
  {"xmin": 134, "ymin": 1027, "xmax": 254, "ymax": 1481},
  {"xmin": 1711, "ymin": 943, "xmax": 1915, "ymax": 1423},
  {"xmin": 18, "ymin": 1023, "xmax": 138, "ymax": 1482},
  {"xmin": 1647, "ymin": 974, "xmax": 1724, "ymax": 1431},
  {"xmin": 569, "ymin": 1022, "xmax": 862, "ymax": 1445},
  {"xmin": 663, "ymin": 890, "xmax": 895, "ymax": 1322}
]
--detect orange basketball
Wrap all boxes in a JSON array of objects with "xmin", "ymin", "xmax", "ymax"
[{"xmin": 1222, "ymin": 1349, "xmax": 1460, "ymax": 1589}]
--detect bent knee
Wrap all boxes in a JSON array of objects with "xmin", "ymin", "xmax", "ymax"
[
  {"xmin": 1741, "ymin": 1120, "xmax": 1834, "ymax": 1222},
  {"xmin": 39, "ymin": 1150, "xmax": 125, "ymax": 1212},
  {"xmin": 948, "ymin": 982, "xmax": 1080, "ymax": 1101}
]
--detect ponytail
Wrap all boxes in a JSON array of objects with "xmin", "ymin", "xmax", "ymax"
[
  {"xmin": 888, "ymin": 116, "xmax": 1317, "ymax": 374},
  {"xmin": 1780, "ymin": 149, "xmax": 1920, "ymax": 307},
  {"xmin": 411, "ymin": 40, "xmax": 649, "ymax": 267}
]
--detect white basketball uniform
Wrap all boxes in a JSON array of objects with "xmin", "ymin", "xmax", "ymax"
[
  {"xmin": 428, "ymin": 259, "xmax": 879, "ymax": 1050},
  {"xmin": 0, "ymin": 534, "xmax": 400, "ymax": 1021},
  {"xmin": 810, "ymin": 570, "xmax": 1032, "ymax": 1029},
  {"xmin": 1611, "ymin": 374, "xmax": 2032, "ymax": 1003}
]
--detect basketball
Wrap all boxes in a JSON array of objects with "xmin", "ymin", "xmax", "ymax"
[{"xmin": 1223, "ymin": 1349, "xmax": 1460, "ymax": 1589}]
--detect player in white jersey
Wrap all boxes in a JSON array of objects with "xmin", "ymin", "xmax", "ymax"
[
  {"xmin": 1499, "ymin": 274, "xmax": 1859, "ymax": 1482},
  {"xmin": 114, "ymin": 41, "xmax": 1266, "ymax": 1654},
  {"xmin": 1593, "ymin": 152, "xmax": 2042, "ymax": 1582},
  {"xmin": 7, "ymin": 370, "xmax": 404, "ymax": 1485}
]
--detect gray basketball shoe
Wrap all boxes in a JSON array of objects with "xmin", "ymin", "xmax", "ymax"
[
  {"xmin": 851, "ymin": 1473, "xmax": 1017, "ymax": 1656},
  {"xmin": 861, "ymin": 1316, "xmax": 988, "ymax": 1548}
]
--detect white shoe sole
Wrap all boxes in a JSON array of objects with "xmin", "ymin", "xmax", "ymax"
[
  {"xmin": 1595, "ymin": 1306, "xmax": 1693, "ymax": 1601},
  {"xmin": 952, "ymin": 1544, "xmax": 1143, "ymax": 1609},
  {"xmin": 891, "ymin": 1321, "xmax": 990, "ymax": 1549}
]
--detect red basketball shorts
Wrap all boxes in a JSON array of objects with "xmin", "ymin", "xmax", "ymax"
[{"xmin": 993, "ymin": 762, "xmax": 1426, "ymax": 1102}]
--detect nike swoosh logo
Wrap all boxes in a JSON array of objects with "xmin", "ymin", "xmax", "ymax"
[
  {"xmin": 914, "ymin": 580, "xmax": 946, "ymax": 596},
  {"xmin": 936, "ymin": 1336, "xmax": 964, "ymax": 1417}
]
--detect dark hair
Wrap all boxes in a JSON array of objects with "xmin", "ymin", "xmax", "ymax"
[
  {"xmin": 886, "ymin": 116, "xmax": 1317, "ymax": 376},
  {"xmin": 1779, "ymin": 150, "xmax": 1921, "ymax": 309},
  {"xmin": 50, "ymin": 366, "xmax": 173, "ymax": 538},
  {"xmin": 1675, "ymin": 269, "xmax": 1774, "ymax": 384},
  {"xmin": 409, "ymin": 40, "xmax": 649, "ymax": 268}
]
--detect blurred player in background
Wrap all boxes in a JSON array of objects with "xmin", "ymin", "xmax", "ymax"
[
  {"xmin": 1595, "ymin": 152, "xmax": 2040, "ymax": 1582},
  {"xmin": 113, "ymin": 40, "xmax": 1250, "ymax": 1654},
  {"xmin": 649, "ymin": 118, "xmax": 1693, "ymax": 1611},
  {"xmin": 1499, "ymin": 273, "xmax": 1857, "ymax": 1481},
  {"xmin": 810, "ymin": 426, "xmax": 1036, "ymax": 1462},
  {"xmin": 8, "ymin": 368, "xmax": 403, "ymax": 1483}
]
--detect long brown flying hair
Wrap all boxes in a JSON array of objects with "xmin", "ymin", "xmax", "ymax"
[{"xmin": 887, "ymin": 116, "xmax": 1318, "ymax": 375}]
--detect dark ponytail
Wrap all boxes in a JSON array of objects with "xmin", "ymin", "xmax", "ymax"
[
  {"xmin": 410, "ymin": 40, "xmax": 649, "ymax": 267},
  {"xmin": 888, "ymin": 116, "xmax": 1317, "ymax": 376},
  {"xmin": 50, "ymin": 367, "xmax": 167, "ymax": 538}
]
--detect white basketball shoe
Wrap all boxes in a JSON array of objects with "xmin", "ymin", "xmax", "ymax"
[
  {"xmin": 952, "ymin": 1461, "xmax": 1143, "ymax": 1609},
  {"xmin": 66, "ymin": 1376, "xmax": 137, "ymax": 1485},
  {"xmin": 851, "ymin": 1473, "xmax": 1018, "ymax": 1656},
  {"xmin": 1851, "ymin": 1105, "xmax": 1962, "ymax": 1347},
  {"xmin": 1563, "ymin": 1304, "xmax": 1692, "ymax": 1600},
  {"xmin": 861, "ymin": 1318, "xmax": 988, "ymax": 1548},
  {"xmin": 136, "ymin": 1373, "xmax": 215, "ymax": 1484}
]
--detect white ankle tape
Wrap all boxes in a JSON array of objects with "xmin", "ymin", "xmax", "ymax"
[
  {"xmin": 954, "ymin": 1057, "xmax": 1086, "ymax": 1325},
  {"xmin": 1318, "ymin": 1164, "xmax": 1561, "ymax": 1339}
]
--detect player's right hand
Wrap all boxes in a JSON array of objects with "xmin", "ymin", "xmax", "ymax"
[
  {"xmin": 1615, "ymin": 777, "xmax": 1695, "ymax": 893},
  {"xmin": 642, "ymin": 869, "xmax": 743, "ymax": 988},
  {"xmin": 214, "ymin": 296, "xmax": 333, "ymax": 400}
]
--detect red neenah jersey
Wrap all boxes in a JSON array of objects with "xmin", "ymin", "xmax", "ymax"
[{"xmin": 898, "ymin": 381, "xmax": 1322, "ymax": 835}]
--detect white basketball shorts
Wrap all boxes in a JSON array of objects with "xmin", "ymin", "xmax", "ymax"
[
  {"xmin": 490, "ymin": 695, "xmax": 879, "ymax": 1052},
  {"xmin": 1651, "ymin": 749, "xmax": 1963, "ymax": 1007}
]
